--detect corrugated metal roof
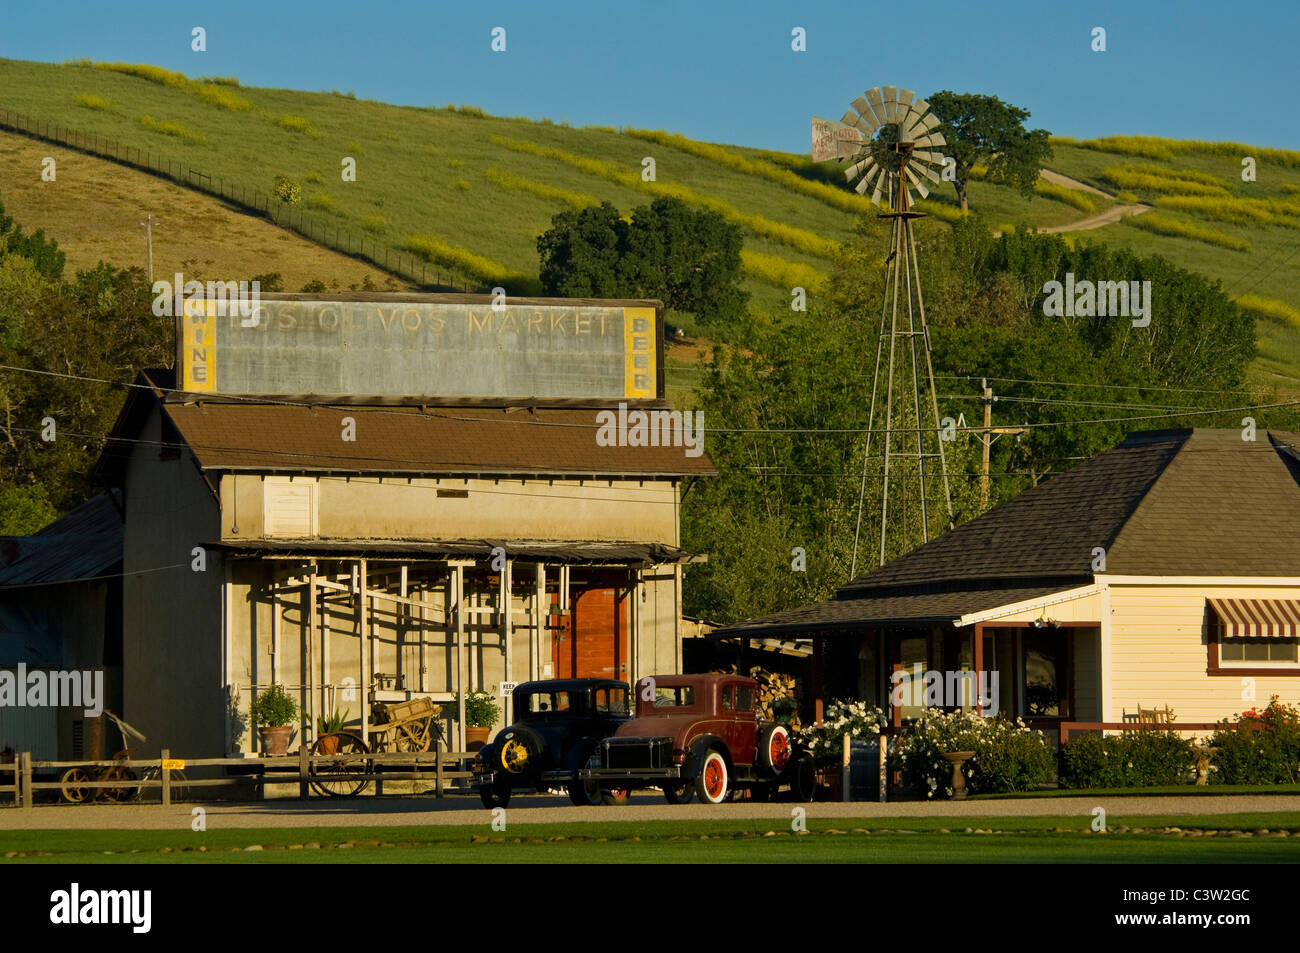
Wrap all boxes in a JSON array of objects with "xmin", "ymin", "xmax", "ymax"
[{"xmin": 0, "ymin": 492, "xmax": 122, "ymax": 588}]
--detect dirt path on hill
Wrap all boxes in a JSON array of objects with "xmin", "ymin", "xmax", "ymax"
[{"xmin": 1035, "ymin": 167, "xmax": 1152, "ymax": 234}]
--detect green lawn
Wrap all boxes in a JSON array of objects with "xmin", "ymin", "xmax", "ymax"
[{"xmin": 4, "ymin": 813, "xmax": 1297, "ymax": 863}]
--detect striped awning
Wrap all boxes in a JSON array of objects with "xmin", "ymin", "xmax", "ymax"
[{"xmin": 1209, "ymin": 598, "xmax": 1300, "ymax": 638}]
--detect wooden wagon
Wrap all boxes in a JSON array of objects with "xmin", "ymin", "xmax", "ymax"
[{"xmin": 309, "ymin": 695, "xmax": 447, "ymax": 797}]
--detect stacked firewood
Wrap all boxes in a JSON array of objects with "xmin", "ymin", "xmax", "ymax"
[{"xmin": 711, "ymin": 664, "xmax": 798, "ymax": 724}]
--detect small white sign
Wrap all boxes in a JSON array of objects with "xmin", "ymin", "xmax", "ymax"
[{"xmin": 500, "ymin": 681, "xmax": 518, "ymax": 697}]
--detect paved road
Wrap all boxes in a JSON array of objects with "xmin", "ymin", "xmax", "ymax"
[{"xmin": 4, "ymin": 793, "xmax": 1299, "ymax": 830}]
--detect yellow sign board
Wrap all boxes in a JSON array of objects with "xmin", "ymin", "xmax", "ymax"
[
  {"xmin": 162, "ymin": 758, "xmax": 185, "ymax": 770},
  {"xmin": 623, "ymin": 307, "xmax": 656, "ymax": 399},
  {"xmin": 180, "ymin": 299, "xmax": 217, "ymax": 393}
]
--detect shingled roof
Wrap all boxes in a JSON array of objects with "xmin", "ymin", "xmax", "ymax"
[
  {"xmin": 97, "ymin": 370, "xmax": 714, "ymax": 480},
  {"xmin": 715, "ymin": 429, "xmax": 1300, "ymax": 636}
]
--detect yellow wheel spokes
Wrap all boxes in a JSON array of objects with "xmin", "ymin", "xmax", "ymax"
[{"xmin": 501, "ymin": 738, "xmax": 530, "ymax": 773}]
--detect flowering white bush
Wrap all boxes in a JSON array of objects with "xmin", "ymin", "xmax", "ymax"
[
  {"xmin": 797, "ymin": 700, "xmax": 887, "ymax": 763},
  {"xmin": 896, "ymin": 708, "xmax": 1054, "ymax": 797}
]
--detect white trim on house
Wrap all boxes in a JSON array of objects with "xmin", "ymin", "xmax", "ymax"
[
  {"xmin": 1097, "ymin": 575, "xmax": 1300, "ymax": 586},
  {"xmin": 955, "ymin": 583, "xmax": 1106, "ymax": 627}
]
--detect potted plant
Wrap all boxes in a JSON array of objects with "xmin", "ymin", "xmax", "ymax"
[
  {"xmin": 314, "ymin": 708, "xmax": 349, "ymax": 755},
  {"xmin": 250, "ymin": 684, "xmax": 298, "ymax": 756},
  {"xmin": 461, "ymin": 690, "xmax": 501, "ymax": 751}
]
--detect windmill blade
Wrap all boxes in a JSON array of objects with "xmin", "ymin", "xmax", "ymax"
[
  {"xmin": 849, "ymin": 96, "xmax": 884, "ymax": 132},
  {"xmin": 912, "ymin": 150, "xmax": 946, "ymax": 165},
  {"xmin": 871, "ymin": 168, "xmax": 887, "ymax": 205},
  {"xmin": 913, "ymin": 133, "xmax": 947, "ymax": 149},
  {"xmin": 881, "ymin": 86, "xmax": 899, "ymax": 122},
  {"xmin": 845, "ymin": 156, "xmax": 877, "ymax": 185},
  {"xmin": 911, "ymin": 112, "xmax": 943, "ymax": 136},
  {"xmin": 841, "ymin": 107, "xmax": 878, "ymax": 139},
  {"xmin": 897, "ymin": 89, "xmax": 916, "ymax": 112},
  {"xmin": 905, "ymin": 165, "xmax": 930, "ymax": 199},
  {"xmin": 865, "ymin": 88, "xmax": 887, "ymax": 126},
  {"xmin": 919, "ymin": 162, "xmax": 944, "ymax": 185}
]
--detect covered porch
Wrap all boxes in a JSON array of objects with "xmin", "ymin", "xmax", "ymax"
[{"xmin": 215, "ymin": 539, "xmax": 691, "ymax": 755}]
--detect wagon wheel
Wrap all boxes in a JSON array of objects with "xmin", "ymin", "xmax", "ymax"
[
  {"xmin": 394, "ymin": 716, "xmax": 432, "ymax": 753},
  {"xmin": 309, "ymin": 731, "xmax": 372, "ymax": 797},
  {"xmin": 61, "ymin": 767, "xmax": 93, "ymax": 803},
  {"xmin": 99, "ymin": 764, "xmax": 139, "ymax": 802}
]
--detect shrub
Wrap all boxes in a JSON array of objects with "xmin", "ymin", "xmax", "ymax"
[
  {"xmin": 277, "ymin": 114, "xmax": 319, "ymax": 137},
  {"xmin": 1115, "ymin": 190, "xmax": 1140, "ymax": 203},
  {"xmin": 895, "ymin": 709, "xmax": 1054, "ymax": 797},
  {"xmin": 1236, "ymin": 294, "xmax": 1300, "ymax": 327},
  {"xmin": 139, "ymin": 115, "xmax": 207, "ymax": 145},
  {"xmin": 306, "ymin": 191, "xmax": 337, "ymax": 211},
  {"xmin": 300, "ymin": 279, "xmax": 328, "ymax": 293},
  {"xmin": 447, "ymin": 158, "xmax": 464, "ymax": 169},
  {"xmin": 195, "ymin": 83, "xmax": 253, "ymax": 111},
  {"xmin": 1209, "ymin": 696, "xmax": 1300, "ymax": 784},
  {"xmin": 797, "ymin": 700, "xmax": 886, "ymax": 764},
  {"xmin": 250, "ymin": 684, "xmax": 298, "ymax": 727},
  {"xmin": 1122, "ymin": 211, "xmax": 1250, "ymax": 251},
  {"xmin": 199, "ymin": 74, "xmax": 241, "ymax": 87},
  {"xmin": 74, "ymin": 93, "xmax": 112, "ymax": 111},
  {"xmin": 450, "ymin": 178, "xmax": 471, "ymax": 191},
  {"xmin": 1061, "ymin": 731, "xmax": 1197, "ymax": 788},
  {"xmin": 273, "ymin": 175, "xmax": 302, "ymax": 205},
  {"xmin": 1034, "ymin": 180, "xmax": 1094, "ymax": 213},
  {"xmin": 304, "ymin": 170, "xmax": 322, "ymax": 184},
  {"xmin": 95, "ymin": 61, "xmax": 190, "ymax": 88},
  {"xmin": 461, "ymin": 690, "xmax": 500, "ymax": 727},
  {"xmin": 361, "ymin": 215, "xmax": 386, "ymax": 233}
]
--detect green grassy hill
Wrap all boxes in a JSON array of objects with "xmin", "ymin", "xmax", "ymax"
[{"xmin": 1, "ymin": 57, "xmax": 1298, "ymax": 389}]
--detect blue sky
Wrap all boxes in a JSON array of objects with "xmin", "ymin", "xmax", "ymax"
[{"xmin": 1, "ymin": 0, "xmax": 1296, "ymax": 152}]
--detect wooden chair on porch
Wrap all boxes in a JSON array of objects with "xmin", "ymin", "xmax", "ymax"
[{"xmin": 1123, "ymin": 705, "xmax": 1175, "ymax": 733}]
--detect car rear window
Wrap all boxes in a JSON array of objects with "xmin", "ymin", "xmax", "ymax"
[
  {"xmin": 521, "ymin": 691, "xmax": 573, "ymax": 714},
  {"xmin": 652, "ymin": 686, "xmax": 695, "ymax": 708},
  {"xmin": 596, "ymin": 687, "xmax": 629, "ymax": 715}
]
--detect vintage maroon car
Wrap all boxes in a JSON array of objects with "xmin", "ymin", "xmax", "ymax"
[{"xmin": 578, "ymin": 673, "xmax": 814, "ymax": 804}]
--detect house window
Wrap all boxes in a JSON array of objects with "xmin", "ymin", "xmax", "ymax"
[
  {"xmin": 1220, "ymin": 639, "xmax": 1299, "ymax": 663},
  {"xmin": 263, "ymin": 477, "xmax": 317, "ymax": 537},
  {"xmin": 1022, "ymin": 629, "xmax": 1068, "ymax": 718}
]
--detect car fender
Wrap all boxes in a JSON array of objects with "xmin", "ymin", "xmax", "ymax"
[{"xmin": 684, "ymin": 734, "xmax": 730, "ymax": 778}]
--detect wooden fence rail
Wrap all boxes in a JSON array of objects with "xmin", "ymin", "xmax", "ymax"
[{"xmin": 6, "ymin": 748, "xmax": 476, "ymax": 808}]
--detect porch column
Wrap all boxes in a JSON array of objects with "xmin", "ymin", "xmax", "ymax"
[
  {"xmin": 532, "ymin": 564, "xmax": 544, "ymax": 682},
  {"xmin": 973, "ymin": 622, "xmax": 985, "ymax": 717},
  {"xmin": 358, "ymin": 559, "xmax": 369, "ymax": 744},
  {"xmin": 500, "ymin": 558, "xmax": 512, "ymax": 725},
  {"xmin": 812, "ymin": 636, "xmax": 825, "ymax": 726},
  {"xmin": 453, "ymin": 562, "xmax": 466, "ymax": 752},
  {"xmin": 306, "ymin": 566, "xmax": 317, "ymax": 742}
]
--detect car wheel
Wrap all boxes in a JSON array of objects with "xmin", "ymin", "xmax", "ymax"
[
  {"xmin": 479, "ymin": 777, "xmax": 511, "ymax": 809},
  {"xmin": 695, "ymin": 749, "xmax": 729, "ymax": 804},
  {"xmin": 791, "ymin": 751, "xmax": 817, "ymax": 803},
  {"xmin": 495, "ymin": 726, "xmax": 542, "ymax": 777},
  {"xmin": 758, "ymin": 724, "xmax": 792, "ymax": 775},
  {"xmin": 663, "ymin": 780, "xmax": 694, "ymax": 805},
  {"xmin": 600, "ymin": 786, "xmax": 631, "ymax": 806},
  {"xmin": 568, "ymin": 777, "xmax": 600, "ymax": 806}
]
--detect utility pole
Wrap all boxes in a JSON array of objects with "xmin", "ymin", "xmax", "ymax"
[
  {"xmin": 972, "ymin": 378, "xmax": 1027, "ymax": 510},
  {"xmin": 140, "ymin": 214, "xmax": 158, "ymax": 283}
]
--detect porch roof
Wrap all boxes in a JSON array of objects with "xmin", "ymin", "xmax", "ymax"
[
  {"xmin": 710, "ymin": 582, "xmax": 1083, "ymax": 637},
  {"xmin": 206, "ymin": 537, "xmax": 696, "ymax": 567}
]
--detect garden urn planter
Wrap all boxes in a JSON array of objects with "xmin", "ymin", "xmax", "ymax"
[
  {"xmin": 941, "ymin": 750, "xmax": 976, "ymax": 798},
  {"xmin": 259, "ymin": 726, "xmax": 293, "ymax": 757},
  {"xmin": 466, "ymin": 726, "xmax": 491, "ymax": 752}
]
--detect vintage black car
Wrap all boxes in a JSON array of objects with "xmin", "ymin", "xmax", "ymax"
[{"xmin": 473, "ymin": 678, "xmax": 632, "ymax": 807}]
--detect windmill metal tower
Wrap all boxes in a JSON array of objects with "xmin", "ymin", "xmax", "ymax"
[{"xmin": 812, "ymin": 86, "xmax": 954, "ymax": 574}]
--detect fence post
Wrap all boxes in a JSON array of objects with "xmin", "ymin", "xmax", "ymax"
[
  {"xmin": 841, "ymin": 733, "xmax": 851, "ymax": 803},
  {"xmin": 298, "ymin": 744, "xmax": 309, "ymax": 799},
  {"xmin": 435, "ymin": 741, "xmax": 443, "ymax": 798},
  {"xmin": 161, "ymin": 747, "xmax": 171, "ymax": 807},
  {"xmin": 878, "ymin": 732, "xmax": 888, "ymax": 803},
  {"xmin": 20, "ymin": 752, "xmax": 33, "ymax": 809}
]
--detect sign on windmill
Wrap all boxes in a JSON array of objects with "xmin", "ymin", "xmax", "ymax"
[{"xmin": 810, "ymin": 117, "xmax": 865, "ymax": 162}]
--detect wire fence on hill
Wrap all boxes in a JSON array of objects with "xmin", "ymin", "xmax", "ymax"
[{"xmin": 0, "ymin": 107, "xmax": 474, "ymax": 293}]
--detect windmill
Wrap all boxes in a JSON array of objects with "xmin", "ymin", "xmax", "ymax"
[{"xmin": 812, "ymin": 86, "xmax": 954, "ymax": 573}]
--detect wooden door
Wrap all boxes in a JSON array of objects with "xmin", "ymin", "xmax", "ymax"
[{"xmin": 553, "ymin": 585, "xmax": 627, "ymax": 680}]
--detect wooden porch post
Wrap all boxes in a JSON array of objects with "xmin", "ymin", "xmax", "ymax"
[
  {"xmin": 973, "ymin": 622, "xmax": 985, "ymax": 717},
  {"xmin": 812, "ymin": 636, "xmax": 825, "ymax": 726},
  {"xmin": 454, "ymin": 563, "xmax": 466, "ymax": 752},
  {"xmin": 358, "ymin": 559, "xmax": 369, "ymax": 744},
  {"xmin": 500, "ymin": 558, "xmax": 512, "ymax": 726},
  {"xmin": 532, "ymin": 564, "xmax": 544, "ymax": 682},
  {"xmin": 306, "ymin": 567, "xmax": 317, "ymax": 743}
]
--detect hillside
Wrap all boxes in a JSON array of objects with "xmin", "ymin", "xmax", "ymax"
[{"xmin": 1, "ymin": 57, "xmax": 1298, "ymax": 388}]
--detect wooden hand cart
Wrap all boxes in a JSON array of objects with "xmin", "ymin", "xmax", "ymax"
[{"xmin": 309, "ymin": 695, "xmax": 447, "ymax": 797}]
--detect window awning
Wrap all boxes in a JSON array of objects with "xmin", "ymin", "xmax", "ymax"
[{"xmin": 1209, "ymin": 598, "xmax": 1300, "ymax": 638}]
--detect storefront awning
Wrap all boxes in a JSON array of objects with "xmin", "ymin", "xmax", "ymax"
[{"xmin": 1209, "ymin": 598, "xmax": 1300, "ymax": 638}]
